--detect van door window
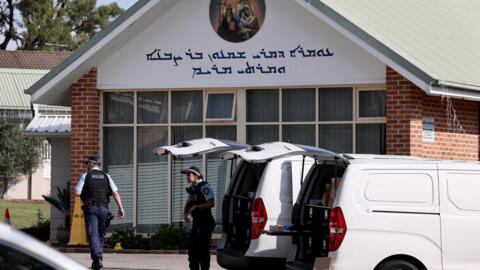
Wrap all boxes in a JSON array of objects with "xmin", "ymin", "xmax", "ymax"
[
  {"xmin": 443, "ymin": 174, "xmax": 480, "ymax": 211},
  {"xmin": 364, "ymin": 173, "xmax": 433, "ymax": 204}
]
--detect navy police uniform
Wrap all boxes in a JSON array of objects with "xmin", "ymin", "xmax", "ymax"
[
  {"xmin": 75, "ymin": 156, "xmax": 118, "ymax": 270},
  {"xmin": 183, "ymin": 167, "xmax": 215, "ymax": 270}
]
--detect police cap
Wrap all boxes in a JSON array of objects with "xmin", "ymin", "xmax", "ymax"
[
  {"xmin": 85, "ymin": 155, "xmax": 101, "ymax": 165},
  {"xmin": 181, "ymin": 166, "xmax": 201, "ymax": 177}
]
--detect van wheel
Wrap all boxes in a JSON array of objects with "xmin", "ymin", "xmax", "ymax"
[{"xmin": 377, "ymin": 260, "xmax": 419, "ymax": 270}]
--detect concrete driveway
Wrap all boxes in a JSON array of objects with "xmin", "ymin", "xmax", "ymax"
[{"xmin": 66, "ymin": 253, "xmax": 224, "ymax": 270}]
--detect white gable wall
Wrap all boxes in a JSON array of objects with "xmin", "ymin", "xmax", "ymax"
[{"xmin": 98, "ymin": 0, "xmax": 385, "ymax": 89}]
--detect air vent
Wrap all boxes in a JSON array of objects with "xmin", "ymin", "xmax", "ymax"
[{"xmin": 246, "ymin": 146, "xmax": 264, "ymax": 152}]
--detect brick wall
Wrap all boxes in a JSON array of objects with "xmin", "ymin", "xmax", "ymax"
[
  {"xmin": 386, "ymin": 66, "xmax": 479, "ymax": 160},
  {"xmin": 70, "ymin": 68, "xmax": 100, "ymax": 220}
]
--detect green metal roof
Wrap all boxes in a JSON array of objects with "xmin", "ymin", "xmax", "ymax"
[
  {"xmin": 307, "ymin": 0, "xmax": 480, "ymax": 91},
  {"xmin": 0, "ymin": 68, "xmax": 69, "ymax": 111},
  {"xmin": 0, "ymin": 69, "xmax": 47, "ymax": 110}
]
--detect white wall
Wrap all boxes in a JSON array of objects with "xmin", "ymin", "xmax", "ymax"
[
  {"xmin": 48, "ymin": 137, "xmax": 70, "ymax": 243},
  {"xmin": 98, "ymin": 0, "xmax": 385, "ymax": 89},
  {"xmin": 4, "ymin": 162, "xmax": 51, "ymax": 200}
]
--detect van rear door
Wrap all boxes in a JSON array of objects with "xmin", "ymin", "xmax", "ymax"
[
  {"xmin": 155, "ymin": 138, "xmax": 252, "ymax": 252},
  {"xmin": 221, "ymin": 142, "xmax": 343, "ymax": 163},
  {"xmin": 289, "ymin": 162, "xmax": 346, "ymax": 267},
  {"xmin": 219, "ymin": 142, "xmax": 338, "ymax": 254},
  {"xmin": 153, "ymin": 137, "xmax": 248, "ymax": 157},
  {"xmin": 221, "ymin": 161, "xmax": 267, "ymax": 252}
]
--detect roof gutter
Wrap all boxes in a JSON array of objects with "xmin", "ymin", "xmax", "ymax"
[
  {"xmin": 428, "ymin": 80, "xmax": 480, "ymax": 101},
  {"xmin": 434, "ymin": 80, "xmax": 480, "ymax": 92},
  {"xmin": 24, "ymin": 132, "xmax": 70, "ymax": 138}
]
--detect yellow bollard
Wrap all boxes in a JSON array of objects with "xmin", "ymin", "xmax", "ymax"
[
  {"xmin": 46, "ymin": 240, "xmax": 51, "ymax": 246},
  {"xmin": 114, "ymin": 242, "xmax": 123, "ymax": 250},
  {"xmin": 68, "ymin": 197, "xmax": 88, "ymax": 246}
]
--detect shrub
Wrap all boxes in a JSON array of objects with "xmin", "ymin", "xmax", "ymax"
[
  {"xmin": 106, "ymin": 225, "xmax": 190, "ymax": 250},
  {"xmin": 106, "ymin": 227, "xmax": 149, "ymax": 250},
  {"xmin": 21, "ymin": 209, "xmax": 50, "ymax": 241},
  {"xmin": 149, "ymin": 225, "xmax": 189, "ymax": 250}
]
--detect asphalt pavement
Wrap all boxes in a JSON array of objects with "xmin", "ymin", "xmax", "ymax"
[{"xmin": 66, "ymin": 253, "xmax": 224, "ymax": 270}]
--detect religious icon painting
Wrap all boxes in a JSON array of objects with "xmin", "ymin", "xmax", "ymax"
[{"xmin": 209, "ymin": 0, "xmax": 266, "ymax": 43}]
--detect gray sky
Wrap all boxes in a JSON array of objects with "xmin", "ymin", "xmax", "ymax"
[{"xmin": 97, "ymin": 0, "xmax": 137, "ymax": 10}]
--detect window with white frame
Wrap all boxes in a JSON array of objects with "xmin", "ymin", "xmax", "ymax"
[
  {"xmin": 318, "ymin": 87, "xmax": 353, "ymax": 153},
  {"xmin": 282, "ymin": 88, "xmax": 316, "ymax": 146},
  {"xmin": 245, "ymin": 87, "xmax": 386, "ymax": 153},
  {"xmin": 356, "ymin": 89, "xmax": 386, "ymax": 154},
  {"xmin": 101, "ymin": 86, "xmax": 385, "ymax": 231},
  {"xmin": 102, "ymin": 90, "xmax": 237, "ymax": 233},
  {"xmin": 246, "ymin": 89, "xmax": 279, "ymax": 145},
  {"xmin": 205, "ymin": 92, "xmax": 236, "ymax": 121}
]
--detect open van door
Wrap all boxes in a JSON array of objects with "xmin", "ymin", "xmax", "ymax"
[
  {"xmin": 153, "ymin": 137, "xmax": 249, "ymax": 157},
  {"xmin": 235, "ymin": 144, "xmax": 348, "ymax": 270},
  {"xmin": 221, "ymin": 142, "xmax": 344, "ymax": 163},
  {"xmin": 154, "ymin": 138, "xmax": 251, "ymax": 254},
  {"xmin": 284, "ymin": 161, "xmax": 347, "ymax": 270},
  {"xmin": 216, "ymin": 142, "xmax": 336, "ymax": 256}
]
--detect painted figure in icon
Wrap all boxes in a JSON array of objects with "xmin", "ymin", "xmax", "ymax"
[{"xmin": 211, "ymin": 0, "xmax": 265, "ymax": 43}]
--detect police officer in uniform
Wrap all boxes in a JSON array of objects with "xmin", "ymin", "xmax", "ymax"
[
  {"xmin": 75, "ymin": 156, "xmax": 124, "ymax": 270},
  {"xmin": 182, "ymin": 166, "xmax": 215, "ymax": 270}
]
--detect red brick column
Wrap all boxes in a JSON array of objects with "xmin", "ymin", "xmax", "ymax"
[
  {"xmin": 386, "ymin": 66, "xmax": 423, "ymax": 156},
  {"xmin": 70, "ymin": 68, "xmax": 100, "ymax": 221},
  {"xmin": 386, "ymin": 66, "xmax": 479, "ymax": 160}
]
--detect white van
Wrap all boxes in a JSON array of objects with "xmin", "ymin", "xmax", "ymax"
[
  {"xmin": 157, "ymin": 139, "xmax": 339, "ymax": 269},
  {"xmin": 279, "ymin": 154, "xmax": 480, "ymax": 270}
]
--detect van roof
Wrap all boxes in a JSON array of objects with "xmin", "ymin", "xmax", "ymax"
[{"xmin": 343, "ymin": 154, "xmax": 480, "ymax": 165}]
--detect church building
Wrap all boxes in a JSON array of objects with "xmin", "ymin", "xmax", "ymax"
[{"xmin": 26, "ymin": 0, "xmax": 480, "ymax": 231}]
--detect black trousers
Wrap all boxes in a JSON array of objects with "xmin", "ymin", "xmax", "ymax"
[{"xmin": 188, "ymin": 215, "xmax": 215, "ymax": 270}]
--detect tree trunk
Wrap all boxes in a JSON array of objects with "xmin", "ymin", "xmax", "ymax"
[
  {"xmin": 0, "ymin": 0, "xmax": 15, "ymax": 50},
  {"xmin": 1, "ymin": 180, "xmax": 8, "ymax": 200},
  {"xmin": 27, "ymin": 172, "xmax": 32, "ymax": 200}
]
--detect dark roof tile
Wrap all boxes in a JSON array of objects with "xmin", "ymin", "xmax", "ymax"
[{"xmin": 0, "ymin": 50, "xmax": 71, "ymax": 70}]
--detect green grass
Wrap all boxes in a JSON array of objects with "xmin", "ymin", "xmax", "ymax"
[{"xmin": 0, "ymin": 201, "xmax": 50, "ymax": 229}]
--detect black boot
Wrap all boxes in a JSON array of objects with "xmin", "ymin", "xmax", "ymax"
[{"xmin": 91, "ymin": 258, "xmax": 103, "ymax": 270}]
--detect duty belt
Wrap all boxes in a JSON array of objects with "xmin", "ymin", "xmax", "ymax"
[{"xmin": 83, "ymin": 200, "xmax": 108, "ymax": 208}]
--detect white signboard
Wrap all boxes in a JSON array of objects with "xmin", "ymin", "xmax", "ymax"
[
  {"xmin": 98, "ymin": 0, "xmax": 385, "ymax": 89},
  {"xmin": 422, "ymin": 117, "xmax": 435, "ymax": 143}
]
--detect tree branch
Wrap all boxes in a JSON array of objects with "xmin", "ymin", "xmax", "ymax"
[{"xmin": 0, "ymin": 0, "xmax": 15, "ymax": 50}]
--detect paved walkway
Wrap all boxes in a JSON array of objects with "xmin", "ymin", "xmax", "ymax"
[{"xmin": 67, "ymin": 253, "xmax": 224, "ymax": 270}]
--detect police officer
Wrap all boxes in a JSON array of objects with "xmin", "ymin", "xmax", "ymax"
[
  {"xmin": 75, "ymin": 155, "xmax": 124, "ymax": 270},
  {"xmin": 182, "ymin": 166, "xmax": 215, "ymax": 270}
]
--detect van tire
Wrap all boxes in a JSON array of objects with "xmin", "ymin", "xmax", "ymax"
[{"xmin": 377, "ymin": 260, "xmax": 419, "ymax": 270}]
